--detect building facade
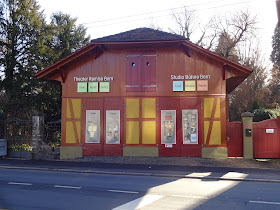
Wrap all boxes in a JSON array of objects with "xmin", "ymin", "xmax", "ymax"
[{"xmin": 36, "ymin": 28, "xmax": 251, "ymax": 159}]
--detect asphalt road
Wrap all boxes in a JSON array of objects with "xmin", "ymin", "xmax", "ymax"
[{"xmin": 1, "ymin": 169, "xmax": 280, "ymax": 210}]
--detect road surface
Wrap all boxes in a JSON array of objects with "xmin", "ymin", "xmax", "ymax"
[{"xmin": 0, "ymin": 168, "xmax": 280, "ymax": 209}]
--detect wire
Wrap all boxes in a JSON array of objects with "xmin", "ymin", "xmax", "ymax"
[
  {"xmin": 83, "ymin": 0, "xmax": 229, "ymax": 25},
  {"xmin": 86, "ymin": 1, "xmax": 253, "ymax": 28}
]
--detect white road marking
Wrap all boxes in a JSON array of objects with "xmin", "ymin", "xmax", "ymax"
[
  {"xmin": 108, "ymin": 189, "xmax": 139, "ymax": 194},
  {"xmin": 113, "ymin": 194, "xmax": 163, "ymax": 210},
  {"xmin": 221, "ymin": 172, "xmax": 248, "ymax": 179},
  {"xmin": 54, "ymin": 185, "xmax": 82, "ymax": 189},
  {"xmin": 8, "ymin": 182, "xmax": 32, "ymax": 186},
  {"xmin": 171, "ymin": 194, "xmax": 208, "ymax": 199},
  {"xmin": 249, "ymin": 201, "xmax": 280, "ymax": 205}
]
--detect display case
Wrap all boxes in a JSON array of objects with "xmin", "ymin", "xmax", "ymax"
[
  {"xmin": 85, "ymin": 110, "xmax": 100, "ymax": 143},
  {"xmin": 161, "ymin": 110, "xmax": 176, "ymax": 144},
  {"xmin": 182, "ymin": 109, "xmax": 198, "ymax": 144},
  {"xmin": 106, "ymin": 110, "xmax": 120, "ymax": 144}
]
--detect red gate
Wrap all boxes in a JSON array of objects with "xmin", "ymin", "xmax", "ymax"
[
  {"xmin": 253, "ymin": 117, "xmax": 280, "ymax": 158},
  {"xmin": 227, "ymin": 121, "xmax": 243, "ymax": 157}
]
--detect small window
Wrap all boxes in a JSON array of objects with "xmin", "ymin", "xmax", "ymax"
[
  {"xmin": 146, "ymin": 62, "xmax": 150, "ymax": 66},
  {"xmin": 132, "ymin": 62, "xmax": 135, "ymax": 67}
]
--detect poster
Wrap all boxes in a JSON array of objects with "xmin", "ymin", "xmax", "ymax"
[
  {"xmin": 182, "ymin": 110, "xmax": 198, "ymax": 144},
  {"xmin": 85, "ymin": 110, "xmax": 100, "ymax": 143},
  {"xmin": 106, "ymin": 110, "xmax": 120, "ymax": 144},
  {"xmin": 161, "ymin": 110, "xmax": 176, "ymax": 144}
]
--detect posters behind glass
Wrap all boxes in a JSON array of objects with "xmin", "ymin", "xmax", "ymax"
[
  {"xmin": 161, "ymin": 110, "xmax": 176, "ymax": 144},
  {"xmin": 85, "ymin": 110, "xmax": 100, "ymax": 143},
  {"xmin": 106, "ymin": 110, "xmax": 120, "ymax": 144},
  {"xmin": 182, "ymin": 109, "xmax": 198, "ymax": 144}
]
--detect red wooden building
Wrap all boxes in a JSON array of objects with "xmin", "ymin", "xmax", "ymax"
[{"xmin": 36, "ymin": 28, "xmax": 251, "ymax": 159}]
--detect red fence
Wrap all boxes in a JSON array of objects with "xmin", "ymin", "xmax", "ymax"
[
  {"xmin": 253, "ymin": 117, "xmax": 280, "ymax": 158},
  {"xmin": 227, "ymin": 117, "xmax": 280, "ymax": 158},
  {"xmin": 227, "ymin": 121, "xmax": 243, "ymax": 157}
]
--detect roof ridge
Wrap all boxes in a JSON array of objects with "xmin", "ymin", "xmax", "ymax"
[{"xmin": 91, "ymin": 27, "xmax": 187, "ymax": 43}]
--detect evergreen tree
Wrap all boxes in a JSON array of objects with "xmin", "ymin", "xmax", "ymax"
[
  {"xmin": 269, "ymin": 26, "xmax": 280, "ymax": 107},
  {"xmin": 0, "ymin": 1, "xmax": 90, "ymax": 121},
  {"xmin": 271, "ymin": 26, "xmax": 280, "ymax": 69},
  {"xmin": 48, "ymin": 12, "xmax": 90, "ymax": 63},
  {"xmin": 0, "ymin": 0, "xmax": 46, "ymax": 119}
]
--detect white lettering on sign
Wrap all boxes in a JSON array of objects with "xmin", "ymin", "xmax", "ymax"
[
  {"xmin": 74, "ymin": 76, "xmax": 114, "ymax": 82},
  {"xmin": 171, "ymin": 75, "xmax": 184, "ymax": 80},
  {"xmin": 185, "ymin": 74, "xmax": 199, "ymax": 80},
  {"xmin": 171, "ymin": 74, "xmax": 210, "ymax": 80},
  {"xmin": 74, "ymin": 77, "xmax": 88, "ymax": 82}
]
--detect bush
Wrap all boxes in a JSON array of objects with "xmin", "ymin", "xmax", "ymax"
[
  {"xmin": 8, "ymin": 143, "xmax": 32, "ymax": 151},
  {"xmin": 253, "ymin": 107, "xmax": 280, "ymax": 122}
]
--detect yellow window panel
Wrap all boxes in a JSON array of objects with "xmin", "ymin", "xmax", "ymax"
[
  {"xmin": 66, "ymin": 99, "xmax": 82, "ymax": 119},
  {"xmin": 142, "ymin": 98, "xmax": 156, "ymax": 118},
  {"xmin": 126, "ymin": 98, "xmax": 139, "ymax": 118},
  {"xmin": 72, "ymin": 99, "xmax": 82, "ymax": 118},
  {"xmin": 204, "ymin": 98, "xmax": 214, "ymax": 118},
  {"xmin": 66, "ymin": 99, "xmax": 71, "ymax": 119},
  {"xmin": 76, "ymin": 121, "xmax": 81, "ymax": 143},
  {"xmin": 209, "ymin": 121, "xmax": 221, "ymax": 145},
  {"xmin": 126, "ymin": 121, "xmax": 139, "ymax": 144},
  {"xmin": 142, "ymin": 121, "xmax": 156, "ymax": 144},
  {"xmin": 66, "ymin": 121, "xmax": 76, "ymax": 143},
  {"xmin": 204, "ymin": 121, "xmax": 210, "ymax": 144},
  {"xmin": 214, "ymin": 98, "xmax": 220, "ymax": 118}
]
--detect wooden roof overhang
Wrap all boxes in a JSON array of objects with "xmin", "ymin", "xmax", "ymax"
[{"xmin": 35, "ymin": 39, "xmax": 252, "ymax": 93}]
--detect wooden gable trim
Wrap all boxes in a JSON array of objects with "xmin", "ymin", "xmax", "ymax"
[
  {"xmin": 180, "ymin": 41, "xmax": 251, "ymax": 75},
  {"xmin": 35, "ymin": 44, "xmax": 103, "ymax": 79}
]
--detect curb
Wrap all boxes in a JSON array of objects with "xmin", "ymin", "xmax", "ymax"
[{"xmin": 1, "ymin": 165, "xmax": 280, "ymax": 183}]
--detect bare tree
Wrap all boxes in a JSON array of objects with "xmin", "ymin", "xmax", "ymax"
[
  {"xmin": 169, "ymin": 6, "xmax": 197, "ymax": 40},
  {"xmin": 170, "ymin": 8, "xmax": 258, "ymax": 61}
]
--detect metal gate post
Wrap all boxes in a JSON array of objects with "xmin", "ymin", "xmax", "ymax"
[{"xmin": 241, "ymin": 112, "xmax": 254, "ymax": 159}]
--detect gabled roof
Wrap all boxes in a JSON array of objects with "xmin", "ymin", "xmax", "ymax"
[
  {"xmin": 35, "ymin": 27, "xmax": 252, "ymax": 93},
  {"xmin": 91, "ymin": 28, "xmax": 187, "ymax": 43}
]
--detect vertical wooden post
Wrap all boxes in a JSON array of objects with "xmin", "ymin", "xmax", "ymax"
[{"xmin": 241, "ymin": 112, "xmax": 254, "ymax": 159}]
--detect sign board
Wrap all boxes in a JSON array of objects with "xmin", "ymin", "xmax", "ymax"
[
  {"xmin": 266, "ymin": 129, "xmax": 274, "ymax": 134},
  {"xmin": 185, "ymin": 81, "xmax": 196, "ymax": 91},
  {"xmin": 165, "ymin": 144, "xmax": 173, "ymax": 148},
  {"xmin": 106, "ymin": 110, "xmax": 120, "ymax": 144},
  {"xmin": 100, "ymin": 82, "xmax": 110, "ymax": 92},
  {"xmin": 77, "ymin": 82, "xmax": 87, "ymax": 92},
  {"xmin": 173, "ymin": 81, "xmax": 183, "ymax": 91},
  {"xmin": 197, "ymin": 80, "xmax": 208, "ymax": 91},
  {"xmin": 161, "ymin": 110, "xmax": 176, "ymax": 144},
  {"xmin": 182, "ymin": 110, "xmax": 198, "ymax": 144},
  {"xmin": 88, "ymin": 82, "xmax": 98, "ymax": 92},
  {"xmin": 85, "ymin": 110, "xmax": 100, "ymax": 143}
]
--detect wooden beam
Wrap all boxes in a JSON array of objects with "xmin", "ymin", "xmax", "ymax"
[
  {"xmin": 180, "ymin": 44, "xmax": 191, "ymax": 57},
  {"xmin": 58, "ymin": 68, "xmax": 66, "ymax": 83},
  {"xmin": 223, "ymin": 64, "xmax": 227, "ymax": 80}
]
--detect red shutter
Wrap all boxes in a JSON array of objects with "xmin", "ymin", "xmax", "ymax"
[
  {"xmin": 126, "ymin": 55, "xmax": 141, "ymax": 92},
  {"xmin": 142, "ymin": 55, "xmax": 156, "ymax": 92}
]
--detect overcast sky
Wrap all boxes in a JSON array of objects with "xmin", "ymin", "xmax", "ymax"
[{"xmin": 38, "ymin": 0, "xmax": 277, "ymax": 66}]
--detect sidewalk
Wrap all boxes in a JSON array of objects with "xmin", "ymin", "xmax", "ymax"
[{"xmin": 1, "ymin": 156, "xmax": 280, "ymax": 183}]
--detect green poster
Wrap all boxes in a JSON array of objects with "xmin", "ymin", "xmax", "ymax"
[
  {"xmin": 100, "ymin": 82, "xmax": 110, "ymax": 92},
  {"xmin": 77, "ymin": 82, "xmax": 87, "ymax": 92},
  {"xmin": 88, "ymin": 82, "xmax": 98, "ymax": 92}
]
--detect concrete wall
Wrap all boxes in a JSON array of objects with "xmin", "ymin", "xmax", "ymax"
[
  {"xmin": 123, "ymin": 147, "xmax": 158, "ymax": 157},
  {"xmin": 60, "ymin": 146, "xmax": 82, "ymax": 159},
  {"xmin": 202, "ymin": 147, "xmax": 228, "ymax": 159}
]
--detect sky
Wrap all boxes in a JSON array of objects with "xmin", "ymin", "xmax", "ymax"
[{"xmin": 37, "ymin": 0, "xmax": 278, "ymax": 67}]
